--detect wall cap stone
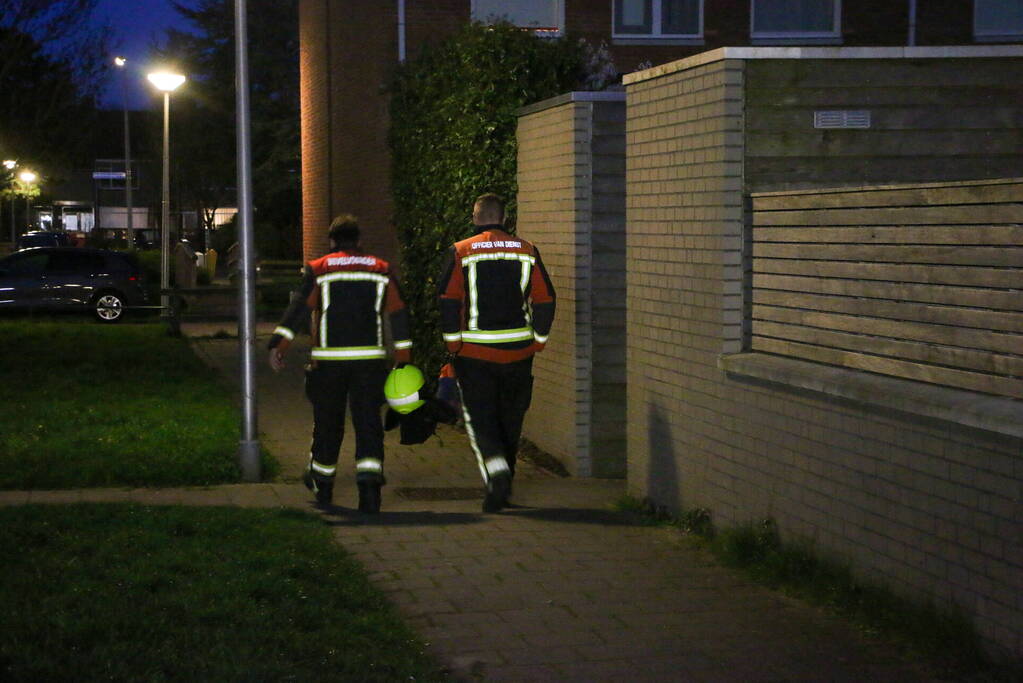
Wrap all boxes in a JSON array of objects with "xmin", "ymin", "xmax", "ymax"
[
  {"xmin": 719, "ymin": 352, "xmax": 1023, "ymax": 440},
  {"xmin": 624, "ymin": 45, "xmax": 1023, "ymax": 85},
  {"xmin": 518, "ymin": 90, "xmax": 626, "ymax": 117}
]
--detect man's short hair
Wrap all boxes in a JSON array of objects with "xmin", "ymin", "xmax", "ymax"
[
  {"xmin": 329, "ymin": 214, "xmax": 360, "ymax": 246},
  {"xmin": 473, "ymin": 193, "xmax": 504, "ymax": 224}
]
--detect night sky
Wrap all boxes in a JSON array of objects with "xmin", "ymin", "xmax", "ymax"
[{"xmin": 93, "ymin": 0, "xmax": 199, "ymax": 110}]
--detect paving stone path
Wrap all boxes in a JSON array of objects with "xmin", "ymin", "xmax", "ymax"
[{"xmin": 4, "ymin": 322, "xmax": 945, "ymax": 682}]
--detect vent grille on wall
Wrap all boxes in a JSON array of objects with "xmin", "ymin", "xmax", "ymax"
[{"xmin": 814, "ymin": 110, "xmax": 871, "ymax": 129}]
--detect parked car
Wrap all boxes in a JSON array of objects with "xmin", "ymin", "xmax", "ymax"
[
  {"xmin": 16, "ymin": 231, "xmax": 70, "ymax": 250},
  {"xmin": 0, "ymin": 247, "xmax": 148, "ymax": 323}
]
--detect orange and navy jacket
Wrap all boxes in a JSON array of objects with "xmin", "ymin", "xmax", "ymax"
[
  {"xmin": 268, "ymin": 249, "xmax": 411, "ymax": 363},
  {"xmin": 437, "ymin": 225, "xmax": 555, "ymax": 363}
]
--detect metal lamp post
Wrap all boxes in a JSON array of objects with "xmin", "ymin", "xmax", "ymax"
[
  {"xmin": 146, "ymin": 71, "xmax": 186, "ymax": 321},
  {"xmin": 18, "ymin": 170, "xmax": 37, "ymax": 230},
  {"xmin": 235, "ymin": 0, "xmax": 261, "ymax": 481},
  {"xmin": 4, "ymin": 160, "xmax": 17, "ymax": 242},
  {"xmin": 115, "ymin": 57, "xmax": 133, "ymax": 248}
]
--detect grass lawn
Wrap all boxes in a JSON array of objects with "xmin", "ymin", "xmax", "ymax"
[
  {"xmin": 0, "ymin": 504, "xmax": 446, "ymax": 682},
  {"xmin": 0, "ymin": 320, "xmax": 278, "ymax": 489}
]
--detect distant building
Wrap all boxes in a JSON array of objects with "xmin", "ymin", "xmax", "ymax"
[
  {"xmin": 299, "ymin": 0, "xmax": 1023, "ymax": 263},
  {"xmin": 32, "ymin": 109, "xmax": 237, "ymax": 249},
  {"xmin": 31, "ymin": 110, "xmax": 159, "ymax": 244}
]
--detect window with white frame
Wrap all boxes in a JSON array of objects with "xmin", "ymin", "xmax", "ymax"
[
  {"xmin": 614, "ymin": 0, "xmax": 703, "ymax": 38},
  {"xmin": 751, "ymin": 0, "xmax": 840, "ymax": 39},
  {"xmin": 974, "ymin": 0, "xmax": 1023, "ymax": 41},
  {"xmin": 472, "ymin": 0, "xmax": 564, "ymax": 33}
]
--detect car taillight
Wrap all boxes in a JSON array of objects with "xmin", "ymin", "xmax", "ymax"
[{"xmin": 128, "ymin": 275, "xmax": 138, "ymax": 281}]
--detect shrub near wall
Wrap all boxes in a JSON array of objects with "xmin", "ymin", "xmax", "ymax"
[{"xmin": 389, "ymin": 22, "xmax": 592, "ymax": 374}]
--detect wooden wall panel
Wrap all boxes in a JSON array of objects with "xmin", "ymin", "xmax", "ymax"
[{"xmin": 750, "ymin": 179, "xmax": 1023, "ymax": 399}]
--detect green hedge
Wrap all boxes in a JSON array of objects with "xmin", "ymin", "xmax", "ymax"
[
  {"xmin": 135, "ymin": 249, "xmax": 169, "ymax": 301},
  {"xmin": 390, "ymin": 22, "xmax": 604, "ymax": 375}
]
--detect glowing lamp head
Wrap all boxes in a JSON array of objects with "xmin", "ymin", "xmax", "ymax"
[
  {"xmin": 18, "ymin": 171, "xmax": 37, "ymax": 183},
  {"xmin": 3, "ymin": 160, "xmax": 15, "ymax": 170},
  {"xmin": 147, "ymin": 72, "xmax": 186, "ymax": 92},
  {"xmin": 114, "ymin": 56, "xmax": 127, "ymax": 67}
]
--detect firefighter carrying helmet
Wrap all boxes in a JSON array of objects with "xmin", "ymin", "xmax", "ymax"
[{"xmin": 384, "ymin": 364, "xmax": 426, "ymax": 414}]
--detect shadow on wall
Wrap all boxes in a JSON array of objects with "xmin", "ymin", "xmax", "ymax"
[{"xmin": 647, "ymin": 403, "xmax": 680, "ymax": 512}]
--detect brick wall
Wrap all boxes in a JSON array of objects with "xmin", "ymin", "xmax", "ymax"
[
  {"xmin": 623, "ymin": 49, "xmax": 1023, "ymax": 657},
  {"xmin": 300, "ymin": 1, "xmax": 1020, "ymax": 267},
  {"xmin": 624, "ymin": 55, "xmax": 747, "ymax": 506},
  {"xmin": 405, "ymin": 0, "xmax": 467, "ymax": 58},
  {"xmin": 298, "ymin": 0, "xmax": 465, "ymax": 268},
  {"xmin": 327, "ymin": 0, "xmax": 399, "ymax": 263},
  {"xmin": 517, "ymin": 93, "xmax": 627, "ymax": 477},
  {"xmin": 564, "ymin": 0, "xmax": 712, "ymax": 72},
  {"xmin": 517, "ymin": 99, "xmax": 588, "ymax": 475},
  {"xmin": 567, "ymin": 0, "xmax": 929, "ymax": 74},
  {"xmin": 589, "ymin": 99, "xmax": 628, "ymax": 477},
  {"xmin": 916, "ymin": 0, "xmax": 973, "ymax": 45},
  {"xmin": 298, "ymin": 0, "xmax": 331, "ymax": 262}
]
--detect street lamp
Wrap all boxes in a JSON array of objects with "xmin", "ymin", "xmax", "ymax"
[
  {"xmin": 115, "ymin": 57, "xmax": 133, "ymax": 249},
  {"xmin": 147, "ymin": 70, "xmax": 186, "ymax": 322},
  {"xmin": 3, "ymin": 160, "xmax": 15, "ymax": 243},
  {"xmin": 18, "ymin": 170, "xmax": 37, "ymax": 231}
]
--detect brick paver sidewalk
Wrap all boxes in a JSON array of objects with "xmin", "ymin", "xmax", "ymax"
[{"xmin": 6, "ymin": 322, "xmax": 942, "ymax": 682}]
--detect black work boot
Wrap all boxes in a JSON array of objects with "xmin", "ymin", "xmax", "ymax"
[
  {"xmin": 303, "ymin": 470, "xmax": 334, "ymax": 507},
  {"xmin": 482, "ymin": 472, "xmax": 511, "ymax": 513},
  {"xmin": 358, "ymin": 481, "xmax": 382, "ymax": 514}
]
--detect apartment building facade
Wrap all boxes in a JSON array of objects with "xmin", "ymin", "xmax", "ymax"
[{"xmin": 299, "ymin": 0, "xmax": 1022, "ymax": 263}]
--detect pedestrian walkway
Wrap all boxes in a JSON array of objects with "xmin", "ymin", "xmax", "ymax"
[{"xmin": 7, "ymin": 322, "xmax": 943, "ymax": 682}]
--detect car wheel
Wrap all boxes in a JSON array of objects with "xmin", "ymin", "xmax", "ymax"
[{"xmin": 93, "ymin": 291, "xmax": 125, "ymax": 323}]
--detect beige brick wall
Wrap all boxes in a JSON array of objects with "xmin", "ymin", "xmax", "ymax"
[
  {"xmin": 624, "ymin": 51, "xmax": 1023, "ymax": 658},
  {"xmin": 517, "ymin": 101, "xmax": 589, "ymax": 475},
  {"xmin": 517, "ymin": 94, "xmax": 627, "ymax": 477},
  {"xmin": 589, "ymin": 102, "xmax": 628, "ymax": 477},
  {"xmin": 625, "ymin": 57, "xmax": 747, "ymax": 507}
]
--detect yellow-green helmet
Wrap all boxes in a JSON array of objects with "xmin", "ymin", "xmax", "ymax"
[{"xmin": 384, "ymin": 364, "xmax": 426, "ymax": 414}]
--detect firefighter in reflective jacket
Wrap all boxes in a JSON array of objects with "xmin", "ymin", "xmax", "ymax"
[
  {"xmin": 267, "ymin": 214, "xmax": 412, "ymax": 513},
  {"xmin": 437, "ymin": 193, "xmax": 556, "ymax": 512}
]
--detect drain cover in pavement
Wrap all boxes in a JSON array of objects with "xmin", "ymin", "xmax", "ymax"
[{"xmin": 393, "ymin": 487, "xmax": 483, "ymax": 501}]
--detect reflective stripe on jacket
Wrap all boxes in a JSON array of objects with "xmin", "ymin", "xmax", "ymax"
[
  {"xmin": 437, "ymin": 225, "xmax": 555, "ymax": 363},
  {"xmin": 268, "ymin": 249, "xmax": 411, "ymax": 362}
]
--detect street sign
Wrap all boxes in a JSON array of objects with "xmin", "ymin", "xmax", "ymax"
[{"xmin": 92, "ymin": 171, "xmax": 126, "ymax": 179}]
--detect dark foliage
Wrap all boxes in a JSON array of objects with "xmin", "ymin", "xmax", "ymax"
[
  {"xmin": 0, "ymin": 26, "xmax": 100, "ymax": 171},
  {"xmin": 389, "ymin": 22, "xmax": 590, "ymax": 374},
  {"xmin": 152, "ymin": 0, "xmax": 301, "ymax": 258}
]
